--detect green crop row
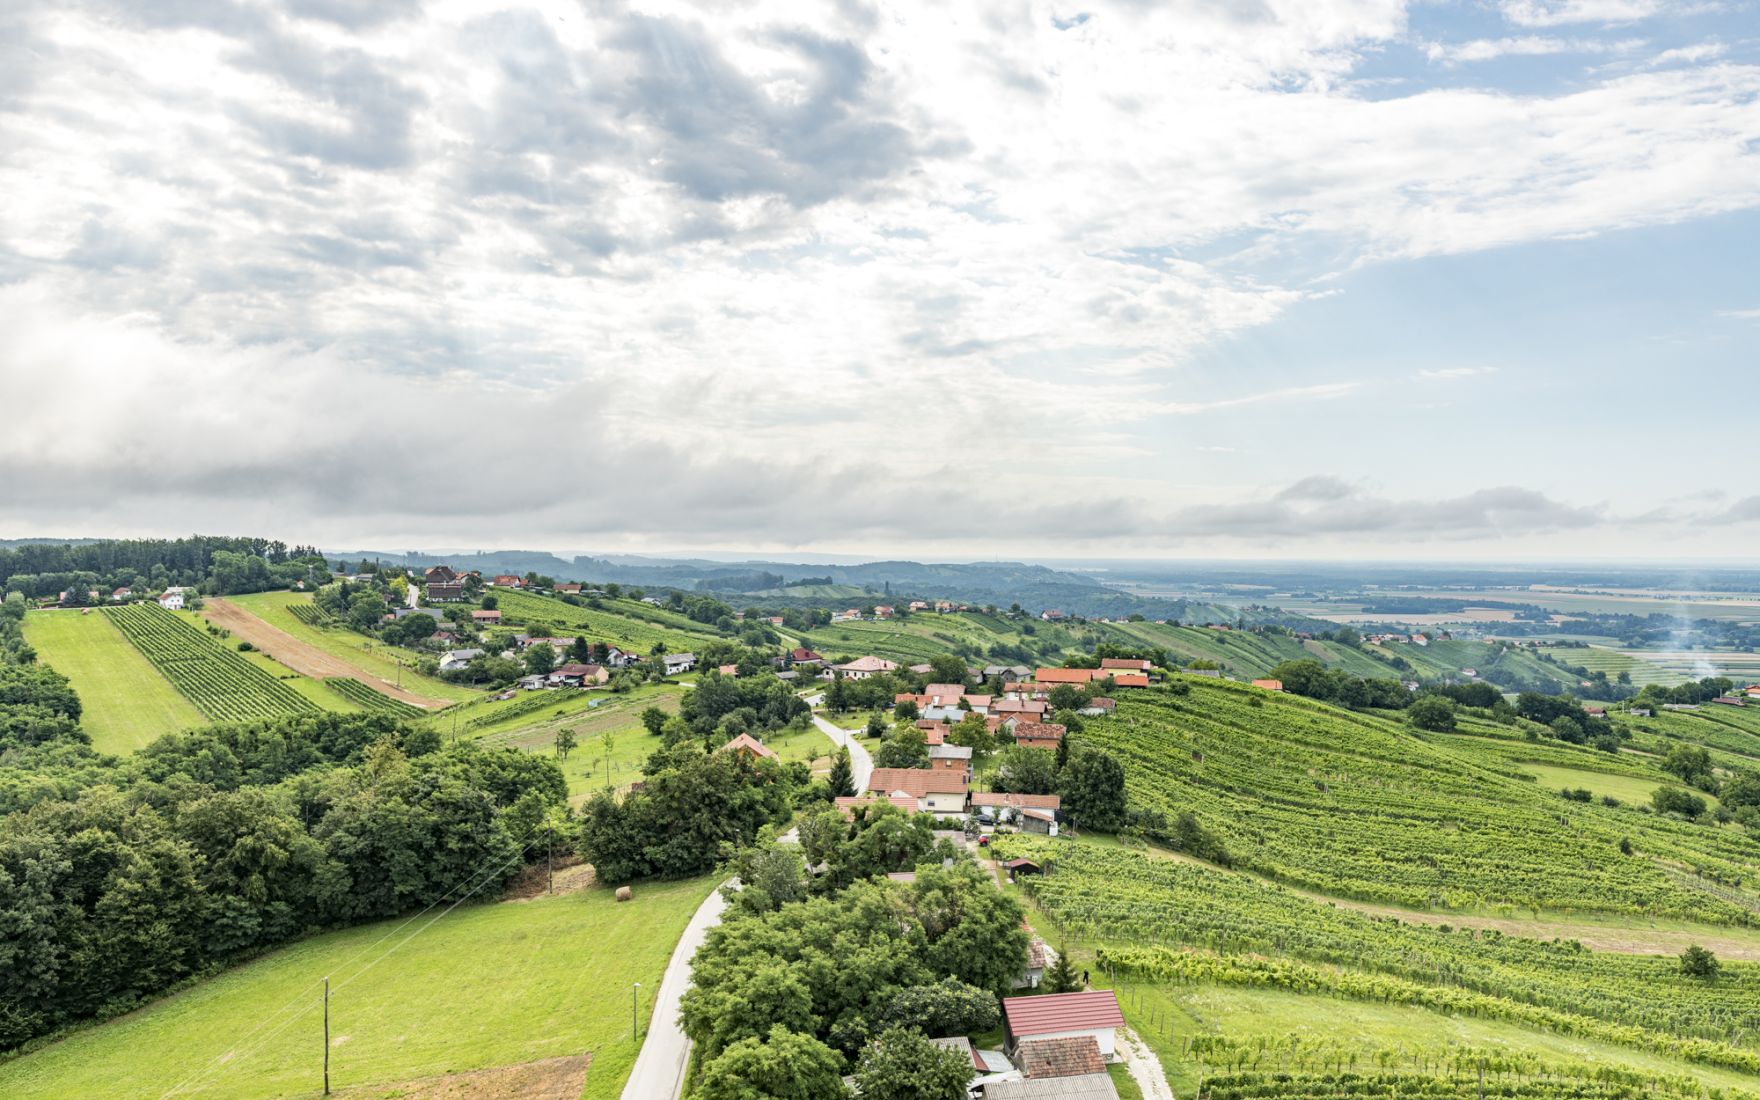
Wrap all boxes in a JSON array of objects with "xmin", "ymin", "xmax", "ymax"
[
  {"xmin": 321, "ymin": 677, "xmax": 425, "ymax": 718},
  {"xmin": 105, "ymin": 604, "xmax": 318, "ymax": 723}
]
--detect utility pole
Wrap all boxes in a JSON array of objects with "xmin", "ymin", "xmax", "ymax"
[
  {"xmin": 323, "ymin": 977, "xmax": 331, "ymax": 1096},
  {"xmin": 547, "ymin": 824, "xmax": 553, "ymax": 895},
  {"xmin": 632, "ymin": 982, "xmax": 641, "ymax": 1041}
]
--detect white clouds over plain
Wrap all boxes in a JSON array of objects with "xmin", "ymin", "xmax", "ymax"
[{"xmin": 2, "ymin": 0, "xmax": 1758, "ymax": 555}]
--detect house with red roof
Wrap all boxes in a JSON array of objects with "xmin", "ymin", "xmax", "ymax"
[
  {"xmin": 1251, "ymin": 678, "xmax": 1283, "ymax": 692},
  {"xmin": 787, "ymin": 647, "xmax": 826, "ymax": 667},
  {"xmin": 1011, "ymin": 722, "xmax": 1066, "ymax": 751},
  {"xmin": 718, "ymin": 732, "xmax": 777, "ymax": 760},
  {"xmin": 1035, "ymin": 667, "xmax": 1095, "ymax": 685},
  {"xmin": 835, "ymin": 655, "xmax": 898, "ymax": 680},
  {"xmin": 1100, "ymin": 657, "xmax": 1152, "ymax": 672},
  {"xmin": 490, "ymin": 575, "xmax": 524, "ymax": 588},
  {"xmin": 866, "ymin": 767, "xmax": 968, "ymax": 815},
  {"xmin": 1002, "ymin": 990, "xmax": 1124, "ymax": 1060}
]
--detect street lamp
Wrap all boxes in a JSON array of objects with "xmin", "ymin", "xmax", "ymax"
[{"xmin": 632, "ymin": 982, "xmax": 641, "ymax": 1040}]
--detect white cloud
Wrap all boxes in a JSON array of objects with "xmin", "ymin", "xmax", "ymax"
[
  {"xmin": 0, "ymin": 1, "xmax": 1758, "ymax": 554},
  {"xmin": 1424, "ymin": 35, "xmax": 1643, "ymax": 65},
  {"xmin": 1498, "ymin": 0, "xmax": 1671, "ymax": 27},
  {"xmin": 1418, "ymin": 367, "xmax": 1500, "ymax": 379},
  {"xmin": 1717, "ymin": 307, "xmax": 1760, "ymax": 320}
]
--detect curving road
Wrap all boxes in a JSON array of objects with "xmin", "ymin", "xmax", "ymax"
[
  {"xmin": 807, "ymin": 694, "xmax": 873, "ymax": 791},
  {"xmin": 616, "ymin": 697, "xmax": 876, "ymax": 1099}
]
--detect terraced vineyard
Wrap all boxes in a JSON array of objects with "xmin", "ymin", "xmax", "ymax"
[
  {"xmin": 1197, "ymin": 1071, "xmax": 1750, "ymax": 1100},
  {"xmin": 1000, "ymin": 840, "xmax": 1760, "ymax": 1071},
  {"xmin": 105, "ymin": 604, "xmax": 319, "ymax": 722},
  {"xmin": 1086, "ymin": 683, "xmax": 1760, "ymax": 921},
  {"xmin": 491, "ymin": 589, "xmax": 722, "ymax": 653},
  {"xmin": 322, "ymin": 677, "xmax": 425, "ymax": 718}
]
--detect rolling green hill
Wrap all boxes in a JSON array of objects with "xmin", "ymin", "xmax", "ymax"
[
  {"xmin": 491, "ymin": 589, "xmax": 724, "ymax": 653},
  {"xmin": 1088, "ymin": 680, "xmax": 1760, "ymax": 920}
]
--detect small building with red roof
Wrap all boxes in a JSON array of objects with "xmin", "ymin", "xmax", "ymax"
[
  {"xmin": 719, "ymin": 732, "xmax": 777, "ymax": 760},
  {"xmin": 1001, "ymin": 989, "xmax": 1125, "ymax": 1060}
]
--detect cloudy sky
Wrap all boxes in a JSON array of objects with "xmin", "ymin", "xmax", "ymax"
[{"xmin": 2, "ymin": 0, "xmax": 1757, "ymax": 561}]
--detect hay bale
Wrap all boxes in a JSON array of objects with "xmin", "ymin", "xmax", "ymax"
[{"xmin": 615, "ymin": 885, "xmax": 633, "ymax": 902}]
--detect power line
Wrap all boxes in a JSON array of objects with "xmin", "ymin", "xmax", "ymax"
[{"xmin": 158, "ymin": 822, "xmax": 546, "ymax": 1100}]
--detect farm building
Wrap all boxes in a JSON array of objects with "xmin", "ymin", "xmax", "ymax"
[
  {"xmin": 1001, "ymin": 990, "xmax": 1125, "ymax": 1060},
  {"xmin": 1011, "ymin": 722, "xmax": 1066, "ymax": 751},
  {"xmin": 663, "ymin": 652, "xmax": 697, "ymax": 675},
  {"xmin": 471, "ymin": 609, "xmax": 501, "ymax": 624},
  {"xmin": 1251, "ymin": 678, "xmax": 1283, "ymax": 692}
]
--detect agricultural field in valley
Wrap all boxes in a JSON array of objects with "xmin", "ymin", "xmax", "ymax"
[
  {"xmin": 0, "ymin": 876, "xmax": 717, "ymax": 1100},
  {"xmin": 103, "ymin": 604, "xmax": 320, "ymax": 723},
  {"xmin": 20, "ymin": 609, "xmax": 205, "ymax": 753}
]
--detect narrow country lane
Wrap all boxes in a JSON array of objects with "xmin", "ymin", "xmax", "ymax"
[
  {"xmin": 806, "ymin": 694, "xmax": 874, "ymax": 791},
  {"xmin": 618, "ymin": 885, "xmax": 729, "ymax": 1100}
]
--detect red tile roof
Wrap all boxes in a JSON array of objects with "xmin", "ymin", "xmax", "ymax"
[
  {"xmin": 1251, "ymin": 678, "xmax": 1283, "ymax": 691},
  {"xmin": 834, "ymin": 794, "xmax": 918, "ymax": 817},
  {"xmin": 1018, "ymin": 1036, "xmax": 1107, "ymax": 1079},
  {"xmin": 1012, "ymin": 722, "xmax": 1066, "ymax": 745},
  {"xmin": 1003, "ymin": 991, "xmax": 1124, "ymax": 1038},
  {"xmin": 867, "ymin": 767, "xmax": 968, "ymax": 797},
  {"xmin": 1100, "ymin": 658, "xmax": 1152, "ymax": 672},
  {"xmin": 719, "ymin": 733, "xmax": 777, "ymax": 759},
  {"xmin": 1035, "ymin": 667, "xmax": 1095, "ymax": 684},
  {"xmin": 1112, "ymin": 673, "xmax": 1150, "ymax": 688}
]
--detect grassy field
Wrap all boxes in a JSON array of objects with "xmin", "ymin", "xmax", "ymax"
[
  {"xmin": 22, "ymin": 609, "xmax": 206, "ymax": 753},
  {"xmin": 219, "ymin": 592, "xmax": 476, "ymax": 703},
  {"xmin": 0, "ymin": 877, "xmax": 718, "ymax": 1100},
  {"xmin": 1518, "ymin": 762, "xmax": 1685, "ymax": 807}
]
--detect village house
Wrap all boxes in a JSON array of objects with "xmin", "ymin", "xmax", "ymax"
[
  {"xmin": 834, "ymin": 655, "xmax": 898, "ymax": 680},
  {"xmin": 517, "ymin": 674, "xmax": 548, "ymax": 691},
  {"xmin": 1110, "ymin": 673, "xmax": 1149, "ymax": 689},
  {"xmin": 717, "ymin": 663, "xmax": 739, "ymax": 678},
  {"xmin": 971, "ymin": 791, "xmax": 1061, "ymax": 836},
  {"xmin": 833, "ymin": 793, "xmax": 919, "ymax": 818},
  {"xmin": 111, "ymin": 586, "xmax": 132, "ymax": 600},
  {"xmin": 915, "ymin": 720, "xmax": 950, "ymax": 745},
  {"xmin": 1099, "ymin": 657, "xmax": 1151, "ymax": 673},
  {"xmin": 1001, "ymin": 990, "xmax": 1125, "ymax": 1061},
  {"xmin": 1712, "ymin": 696, "xmax": 1747, "ymax": 707},
  {"xmin": 929, "ymin": 743, "xmax": 974, "ymax": 781},
  {"xmin": 554, "ymin": 582, "xmax": 582, "ymax": 594},
  {"xmin": 663, "ymin": 652, "xmax": 697, "ymax": 675},
  {"xmin": 718, "ymin": 732, "xmax": 777, "ymax": 760},
  {"xmin": 908, "ymin": 600, "xmax": 930, "ymax": 612},
  {"xmin": 1583, "ymin": 704, "xmax": 1607, "ymax": 717},
  {"xmin": 982, "ymin": 1035, "xmax": 1119, "ymax": 1099},
  {"xmin": 425, "ymin": 581, "xmax": 465, "ymax": 603},
  {"xmin": 1251, "ymin": 678, "xmax": 1283, "ymax": 692},
  {"xmin": 547, "ymin": 663, "xmax": 608, "ymax": 688},
  {"xmin": 1039, "ymin": 609, "xmax": 1065, "ymax": 621},
  {"xmin": 604, "ymin": 647, "xmax": 640, "ymax": 668},
  {"xmin": 1012, "ymin": 722, "xmax": 1066, "ymax": 751},
  {"xmin": 866, "ymin": 767, "xmax": 968, "ymax": 815},
  {"xmin": 424, "ymin": 565, "xmax": 457, "ymax": 584},
  {"xmin": 831, "ymin": 609, "xmax": 862, "ymax": 623},
  {"xmin": 995, "ymin": 698, "xmax": 1049, "ymax": 721},
  {"xmin": 489, "ymin": 575, "xmax": 524, "ymax": 588},
  {"xmin": 873, "ymin": 605, "xmax": 895, "ymax": 619},
  {"xmin": 439, "ymin": 648, "xmax": 483, "ymax": 672},
  {"xmin": 984, "ymin": 664, "xmax": 1033, "ymax": 681},
  {"xmin": 471, "ymin": 609, "xmax": 502, "ymax": 625},
  {"xmin": 1034, "ymin": 667, "xmax": 1095, "ymax": 686},
  {"xmin": 157, "ymin": 590, "xmax": 186, "ymax": 610},
  {"xmin": 514, "ymin": 634, "xmax": 576, "ymax": 650},
  {"xmin": 787, "ymin": 647, "xmax": 826, "ymax": 667}
]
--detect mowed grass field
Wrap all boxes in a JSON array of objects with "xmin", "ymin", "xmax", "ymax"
[
  {"xmin": 218, "ymin": 592, "xmax": 477, "ymax": 703},
  {"xmin": 22, "ymin": 609, "xmax": 205, "ymax": 752},
  {"xmin": 0, "ymin": 877, "xmax": 718, "ymax": 1100}
]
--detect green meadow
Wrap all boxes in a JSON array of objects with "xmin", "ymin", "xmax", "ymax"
[{"xmin": 21, "ymin": 609, "xmax": 205, "ymax": 753}]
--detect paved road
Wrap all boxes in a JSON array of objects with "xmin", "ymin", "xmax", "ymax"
[
  {"xmin": 806, "ymin": 695, "xmax": 873, "ymax": 791},
  {"xmin": 618, "ymin": 698, "xmax": 872, "ymax": 1098},
  {"xmin": 618, "ymin": 885, "xmax": 729, "ymax": 1100}
]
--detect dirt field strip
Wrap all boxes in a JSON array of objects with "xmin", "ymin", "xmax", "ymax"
[
  {"xmin": 334, "ymin": 1053, "xmax": 591, "ymax": 1100},
  {"xmin": 204, "ymin": 598, "xmax": 449, "ymax": 710}
]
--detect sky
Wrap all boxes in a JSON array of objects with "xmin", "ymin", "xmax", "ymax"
[{"xmin": 2, "ymin": 0, "xmax": 1758, "ymax": 562}]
